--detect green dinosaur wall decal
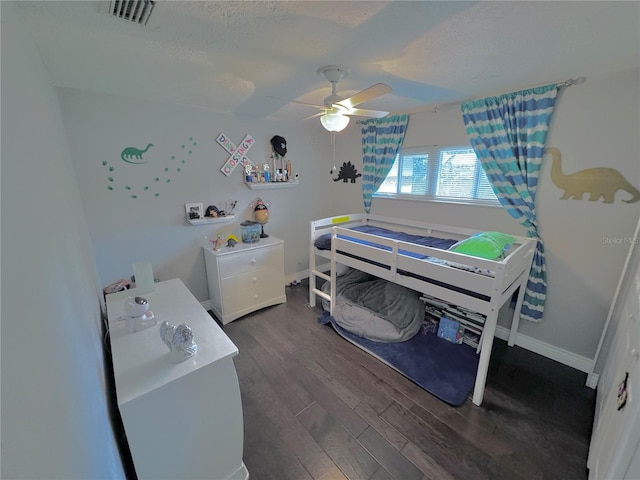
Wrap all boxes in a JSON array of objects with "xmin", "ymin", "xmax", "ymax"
[{"xmin": 121, "ymin": 143, "xmax": 154, "ymax": 164}]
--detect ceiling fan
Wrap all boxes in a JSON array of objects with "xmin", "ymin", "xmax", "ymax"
[{"xmin": 290, "ymin": 65, "xmax": 392, "ymax": 132}]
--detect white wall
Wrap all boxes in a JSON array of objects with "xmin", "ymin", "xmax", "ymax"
[
  {"xmin": 332, "ymin": 68, "xmax": 640, "ymax": 362},
  {"xmin": 534, "ymin": 68, "xmax": 639, "ymax": 359},
  {"xmin": 1, "ymin": 3, "xmax": 123, "ymax": 478},
  {"xmin": 57, "ymin": 88, "xmax": 342, "ymax": 300}
]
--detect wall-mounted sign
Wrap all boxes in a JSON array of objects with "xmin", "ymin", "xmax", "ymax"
[{"xmin": 217, "ymin": 133, "xmax": 255, "ymax": 176}]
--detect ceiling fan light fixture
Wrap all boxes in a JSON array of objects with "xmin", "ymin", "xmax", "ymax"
[{"xmin": 320, "ymin": 113, "xmax": 350, "ymax": 132}]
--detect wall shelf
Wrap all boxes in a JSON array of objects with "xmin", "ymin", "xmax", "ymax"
[
  {"xmin": 187, "ymin": 214, "xmax": 235, "ymax": 226},
  {"xmin": 244, "ymin": 180, "xmax": 299, "ymax": 190}
]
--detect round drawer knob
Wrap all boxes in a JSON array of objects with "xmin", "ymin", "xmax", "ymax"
[
  {"xmin": 250, "ymin": 259, "xmax": 257, "ymax": 265},
  {"xmin": 253, "ymin": 294, "xmax": 259, "ymax": 299},
  {"xmin": 252, "ymin": 277, "xmax": 257, "ymax": 282}
]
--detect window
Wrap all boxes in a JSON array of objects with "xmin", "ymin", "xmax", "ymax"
[{"xmin": 376, "ymin": 145, "xmax": 499, "ymax": 204}]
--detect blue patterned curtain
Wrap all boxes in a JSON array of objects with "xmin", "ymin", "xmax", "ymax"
[
  {"xmin": 461, "ymin": 84, "xmax": 558, "ymax": 322},
  {"xmin": 361, "ymin": 114, "xmax": 410, "ymax": 213}
]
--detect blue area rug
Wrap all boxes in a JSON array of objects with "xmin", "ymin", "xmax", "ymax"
[{"xmin": 319, "ymin": 312, "xmax": 479, "ymax": 406}]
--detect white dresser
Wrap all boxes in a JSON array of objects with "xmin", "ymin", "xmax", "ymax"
[
  {"xmin": 106, "ymin": 278, "xmax": 248, "ymax": 480},
  {"xmin": 204, "ymin": 236, "xmax": 286, "ymax": 324}
]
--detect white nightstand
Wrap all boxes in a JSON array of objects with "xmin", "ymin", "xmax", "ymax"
[
  {"xmin": 204, "ymin": 236, "xmax": 286, "ymax": 324},
  {"xmin": 106, "ymin": 279, "xmax": 248, "ymax": 480}
]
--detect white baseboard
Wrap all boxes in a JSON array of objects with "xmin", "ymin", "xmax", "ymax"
[
  {"xmin": 286, "ymin": 270, "xmax": 307, "ymax": 285},
  {"xmin": 586, "ymin": 372, "xmax": 600, "ymax": 389},
  {"xmin": 495, "ymin": 325, "xmax": 595, "ymax": 374},
  {"xmin": 200, "ymin": 300, "xmax": 211, "ymax": 311}
]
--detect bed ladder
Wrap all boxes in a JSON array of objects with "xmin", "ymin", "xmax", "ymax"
[
  {"xmin": 308, "ymin": 220, "xmax": 331, "ymax": 309},
  {"xmin": 309, "ymin": 269, "xmax": 331, "ymax": 307},
  {"xmin": 309, "ymin": 214, "xmax": 366, "ymax": 310}
]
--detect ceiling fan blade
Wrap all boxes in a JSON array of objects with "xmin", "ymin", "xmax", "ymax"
[
  {"xmin": 302, "ymin": 111, "xmax": 324, "ymax": 121},
  {"xmin": 345, "ymin": 108, "xmax": 389, "ymax": 118},
  {"xmin": 337, "ymin": 83, "xmax": 391, "ymax": 110},
  {"xmin": 289, "ymin": 99, "xmax": 326, "ymax": 109},
  {"xmin": 265, "ymin": 96, "xmax": 325, "ymax": 110}
]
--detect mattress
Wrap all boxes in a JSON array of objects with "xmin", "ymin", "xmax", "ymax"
[{"xmin": 314, "ymin": 224, "xmax": 457, "ymax": 256}]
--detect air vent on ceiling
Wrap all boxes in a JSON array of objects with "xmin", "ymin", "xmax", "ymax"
[{"xmin": 109, "ymin": 0, "xmax": 155, "ymax": 25}]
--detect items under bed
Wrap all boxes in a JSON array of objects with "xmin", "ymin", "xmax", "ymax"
[
  {"xmin": 320, "ymin": 267, "xmax": 425, "ymax": 342},
  {"xmin": 321, "ymin": 266, "xmax": 488, "ymax": 346}
]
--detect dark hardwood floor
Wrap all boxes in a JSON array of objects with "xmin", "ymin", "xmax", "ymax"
[{"xmin": 215, "ymin": 281, "xmax": 596, "ymax": 480}]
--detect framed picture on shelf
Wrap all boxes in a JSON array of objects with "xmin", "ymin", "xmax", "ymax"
[{"xmin": 185, "ymin": 202, "xmax": 204, "ymax": 220}]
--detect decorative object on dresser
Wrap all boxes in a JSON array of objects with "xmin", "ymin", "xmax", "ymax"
[
  {"xmin": 159, "ymin": 321, "xmax": 198, "ymax": 363},
  {"xmin": 118, "ymin": 295, "xmax": 156, "ymax": 333},
  {"xmin": 240, "ymin": 221, "xmax": 261, "ymax": 243},
  {"xmin": 252, "ymin": 198, "xmax": 270, "ymax": 238},
  {"xmin": 226, "ymin": 234, "xmax": 239, "ymax": 247},
  {"xmin": 214, "ymin": 234, "xmax": 224, "ymax": 251},
  {"xmin": 204, "ymin": 236, "xmax": 286, "ymax": 325},
  {"xmin": 132, "ymin": 261, "xmax": 155, "ymax": 294}
]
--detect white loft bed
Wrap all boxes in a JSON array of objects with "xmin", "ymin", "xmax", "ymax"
[{"xmin": 308, "ymin": 213, "xmax": 537, "ymax": 406}]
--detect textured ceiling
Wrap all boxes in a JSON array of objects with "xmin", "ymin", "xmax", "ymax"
[{"xmin": 15, "ymin": 1, "xmax": 640, "ymax": 122}]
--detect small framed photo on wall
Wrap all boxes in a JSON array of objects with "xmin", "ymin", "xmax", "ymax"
[{"xmin": 185, "ymin": 203, "xmax": 204, "ymax": 220}]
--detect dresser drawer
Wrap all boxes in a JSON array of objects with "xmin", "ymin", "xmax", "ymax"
[
  {"xmin": 220, "ymin": 268, "xmax": 282, "ymax": 296},
  {"xmin": 218, "ymin": 245, "xmax": 283, "ymax": 277},
  {"xmin": 221, "ymin": 270, "xmax": 285, "ymax": 313}
]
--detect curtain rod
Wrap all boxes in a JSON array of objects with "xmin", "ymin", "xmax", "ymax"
[
  {"xmin": 364, "ymin": 76, "xmax": 586, "ymax": 119},
  {"xmin": 427, "ymin": 76, "xmax": 585, "ymax": 114},
  {"xmin": 556, "ymin": 76, "xmax": 586, "ymax": 88}
]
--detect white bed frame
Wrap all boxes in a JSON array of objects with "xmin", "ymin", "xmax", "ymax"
[{"xmin": 309, "ymin": 214, "xmax": 537, "ymax": 406}]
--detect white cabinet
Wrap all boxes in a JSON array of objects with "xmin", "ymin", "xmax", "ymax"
[
  {"xmin": 205, "ymin": 236, "xmax": 286, "ymax": 324},
  {"xmin": 588, "ymin": 219, "xmax": 640, "ymax": 480},
  {"xmin": 106, "ymin": 279, "xmax": 248, "ymax": 480}
]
